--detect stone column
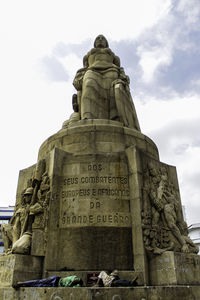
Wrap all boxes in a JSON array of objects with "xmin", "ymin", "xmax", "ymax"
[{"xmin": 126, "ymin": 146, "xmax": 149, "ymax": 284}]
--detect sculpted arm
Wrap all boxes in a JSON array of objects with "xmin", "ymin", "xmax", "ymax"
[
  {"xmin": 113, "ymin": 54, "xmax": 130, "ymax": 83},
  {"xmin": 113, "ymin": 55, "xmax": 120, "ymax": 67},
  {"xmin": 12, "ymin": 212, "xmax": 21, "ymax": 242},
  {"xmin": 83, "ymin": 54, "xmax": 89, "ymax": 68},
  {"xmin": 73, "ymin": 54, "xmax": 88, "ymax": 91},
  {"xmin": 112, "ymin": 54, "xmax": 130, "ymax": 87},
  {"xmin": 73, "ymin": 67, "xmax": 87, "ymax": 91}
]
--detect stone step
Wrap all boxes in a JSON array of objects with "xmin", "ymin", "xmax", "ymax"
[
  {"xmin": 45, "ymin": 270, "xmax": 140, "ymax": 286},
  {"xmin": 1, "ymin": 285, "xmax": 200, "ymax": 300}
]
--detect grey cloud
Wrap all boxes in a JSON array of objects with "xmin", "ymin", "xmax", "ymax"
[
  {"xmin": 47, "ymin": 38, "xmax": 141, "ymax": 85},
  {"xmin": 174, "ymin": 143, "xmax": 189, "ymax": 155},
  {"xmin": 151, "ymin": 118, "xmax": 200, "ymax": 140},
  {"xmin": 40, "ymin": 56, "xmax": 69, "ymax": 82},
  {"xmin": 110, "ymin": 40, "xmax": 139, "ymax": 69},
  {"xmin": 192, "ymin": 138, "xmax": 200, "ymax": 147},
  {"xmin": 38, "ymin": 39, "xmax": 92, "ymax": 83},
  {"xmin": 185, "ymin": 172, "xmax": 200, "ymax": 190},
  {"xmin": 158, "ymin": 46, "xmax": 200, "ymax": 94},
  {"xmin": 176, "ymin": 0, "xmax": 200, "ymax": 27},
  {"xmin": 52, "ymin": 39, "xmax": 92, "ymax": 58},
  {"xmin": 108, "ymin": 30, "xmax": 200, "ymax": 101},
  {"xmin": 145, "ymin": 117, "xmax": 200, "ymax": 225},
  {"xmin": 186, "ymin": 204, "xmax": 200, "ymax": 225},
  {"xmin": 182, "ymin": 172, "xmax": 200, "ymax": 224},
  {"xmin": 40, "ymin": 2, "xmax": 200, "ymax": 95},
  {"xmin": 110, "ymin": 2, "xmax": 200, "ymax": 100},
  {"xmin": 108, "ymin": 40, "xmax": 144, "ymax": 93},
  {"xmin": 146, "ymin": 118, "xmax": 200, "ymax": 159},
  {"xmin": 39, "ymin": 39, "xmax": 92, "ymax": 83}
]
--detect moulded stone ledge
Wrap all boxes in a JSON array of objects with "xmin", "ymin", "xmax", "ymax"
[
  {"xmin": 1, "ymin": 285, "xmax": 200, "ymax": 300},
  {"xmin": 38, "ymin": 121, "xmax": 159, "ymax": 161}
]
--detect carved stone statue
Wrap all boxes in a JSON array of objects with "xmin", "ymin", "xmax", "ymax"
[
  {"xmin": 32, "ymin": 170, "xmax": 50, "ymax": 230},
  {"xmin": 142, "ymin": 162, "xmax": 199, "ymax": 255},
  {"xmin": 1, "ymin": 187, "xmax": 36, "ymax": 254},
  {"xmin": 1, "ymin": 160, "xmax": 48, "ymax": 255},
  {"xmin": 73, "ymin": 35, "xmax": 140, "ymax": 130}
]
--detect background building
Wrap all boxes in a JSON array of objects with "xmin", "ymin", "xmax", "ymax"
[
  {"xmin": 188, "ymin": 223, "xmax": 200, "ymax": 254},
  {"xmin": 1, "ymin": 204, "xmax": 199, "ymax": 255},
  {"xmin": 0, "ymin": 206, "xmax": 14, "ymax": 253}
]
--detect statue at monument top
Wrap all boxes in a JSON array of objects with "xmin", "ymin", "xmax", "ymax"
[{"xmin": 72, "ymin": 34, "xmax": 140, "ymax": 130}]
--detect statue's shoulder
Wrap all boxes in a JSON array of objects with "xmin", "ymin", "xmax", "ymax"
[
  {"xmin": 87, "ymin": 48, "xmax": 99, "ymax": 55},
  {"xmin": 87, "ymin": 47, "xmax": 114, "ymax": 56},
  {"xmin": 114, "ymin": 55, "xmax": 120, "ymax": 67},
  {"xmin": 82, "ymin": 48, "xmax": 98, "ymax": 67},
  {"xmin": 104, "ymin": 47, "xmax": 114, "ymax": 55}
]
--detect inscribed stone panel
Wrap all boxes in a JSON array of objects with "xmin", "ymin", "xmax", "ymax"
[{"xmin": 59, "ymin": 153, "xmax": 131, "ymax": 228}]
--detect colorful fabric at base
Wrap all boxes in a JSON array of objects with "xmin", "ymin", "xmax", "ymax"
[
  {"xmin": 98, "ymin": 271, "xmax": 117, "ymax": 287},
  {"xmin": 112, "ymin": 279, "xmax": 135, "ymax": 287},
  {"xmin": 58, "ymin": 275, "xmax": 83, "ymax": 287},
  {"xmin": 19, "ymin": 275, "xmax": 60, "ymax": 287}
]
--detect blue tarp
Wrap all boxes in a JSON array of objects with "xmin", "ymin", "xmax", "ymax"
[{"xmin": 19, "ymin": 276, "xmax": 60, "ymax": 287}]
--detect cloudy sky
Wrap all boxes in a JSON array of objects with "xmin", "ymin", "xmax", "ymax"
[{"xmin": 0, "ymin": 0, "xmax": 200, "ymax": 225}]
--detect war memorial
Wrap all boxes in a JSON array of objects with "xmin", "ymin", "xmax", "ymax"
[{"xmin": 0, "ymin": 35, "xmax": 200, "ymax": 299}]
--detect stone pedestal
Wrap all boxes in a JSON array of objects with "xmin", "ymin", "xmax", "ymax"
[
  {"xmin": 1, "ymin": 286, "xmax": 200, "ymax": 300},
  {"xmin": 1, "ymin": 32, "xmax": 200, "ymax": 299},
  {"xmin": 0, "ymin": 254, "xmax": 43, "ymax": 287},
  {"xmin": 45, "ymin": 270, "xmax": 142, "ymax": 286},
  {"xmin": 1, "ymin": 120, "xmax": 200, "ymax": 299},
  {"xmin": 38, "ymin": 119, "xmax": 159, "ymax": 160},
  {"xmin": 38, "ymin": 120, "xmax": 158, "ymax": 279},
  {"xmin": 149, "ymin": 251, "xmax": 200, "ymax": 285}
]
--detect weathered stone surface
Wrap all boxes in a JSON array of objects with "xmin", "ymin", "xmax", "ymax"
[
  {"xmin": 31, "ymin": 230, "xmax": 45, "ymax": 256},
  {"xmin": 0, "ymin": 254, "xmax": 43, "ymax": 287},
  {"xmin": 126, "ymin": 146, "xmax": 149, "ymax": 285},
  {"xmin": 140, "ymin": 155, "xmax": 198, "ymax": 255},
  {"xmin": 1, "ymin": 286, "xmax": 200, "ymax": 300},
  {"xmin": 38, "ymin": 120, "xmax": 159, "ymax": 161},
  {"xmin": 1, "ymin": 35, "xmax": 199, "ymax": 298},
  {"xmin": 72, "ymin": 34, "xmax": 140, "ymax": 130},
  {"xmin": 15, "ymin": 164, "xmax": 36, "ymax": 210},
  {"xmin": 1, "ymin": 160, "xmax": 49, "ymax": 256},
  {"xmin": 149, "ymin": 251, "xmax": 200, "ymax": 285},
  {"xmin": 44, "ymin": 148, "xmax": 134, "ymax": 271}
]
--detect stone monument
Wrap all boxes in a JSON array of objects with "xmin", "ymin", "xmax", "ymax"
[{"xmin": 0, "ymin": 35, "xmax": 200, "ymax": 299}]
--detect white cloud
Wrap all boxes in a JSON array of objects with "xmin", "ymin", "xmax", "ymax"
[
  {"xmin": 136, "ymin": 94, "xmax": 200, "ymax": 132},
  {"xmin": 177, "ymin": 0, "xmax": 200, "ymax": 24},
  {"xmin": 39, "ymin": 56, "xmax": 69, "ymax": 82},
  {"xmin": 0, "ymin": 0, "xmax": 172, "ymax": 45},
  {"xmin": 191, "ymin": 78, "xmax": 200, "ymax": 87},
  {"xmin": 135, "ymin": 94, "xmax": 200, "ymax": 224},
  {"xmin": 137, "ymin": 45, "xmax": 172, "ymax": 83},
  {"xmin": 0, "ymin": 0, "xmax": 199, "ymax": 228},
  {"xmin": 58, "ymin": 54, "xmax": 83, "ymax": 82}
]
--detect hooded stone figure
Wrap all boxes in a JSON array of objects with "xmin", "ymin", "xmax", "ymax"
[{"xmin": 73, "ymin": 34, "xmax": 140, "ymax": 130}]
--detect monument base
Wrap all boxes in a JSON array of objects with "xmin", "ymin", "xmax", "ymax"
[
  {"xmin": 46, "ymin": 270, "xmax": 142, "ymax": 286},
  {"xmin": 0, "ymin": 254, "xmax": 43, "ymax": 287},
  {"xmin": 149, "ymin": 251, "xmax": 200, "ymax": 285},
  {"xmin": 1, "ymin": 286, "xmax": 200, "ymax": 300}
]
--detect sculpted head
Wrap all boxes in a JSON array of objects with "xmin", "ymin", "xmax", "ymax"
[
  {"xmin": 94, "ymin": 35, "xmax": 109, "ymax": 48},
  {"xmin": 23, "ymin": 187, "xmax": 33, "ymax": 205}
]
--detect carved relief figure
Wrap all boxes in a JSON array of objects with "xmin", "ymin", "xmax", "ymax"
[
  {"xmin": 73, "ymin": 35, "xmax": 140, "ymax": 130},
  {"xmin": 142, "ymin": 162, "xmax": 198, "ymax": 254},
  {"xmin": 1, "ymin": 160, "xmax": 50, "ymax": 255},
  {"xmin": 32, "ymin": 170, "xmax": 50, "ymax": 230},
  {"xmin": 1, "ymin": 187, "xmax": 41, "ymax": 254}
]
